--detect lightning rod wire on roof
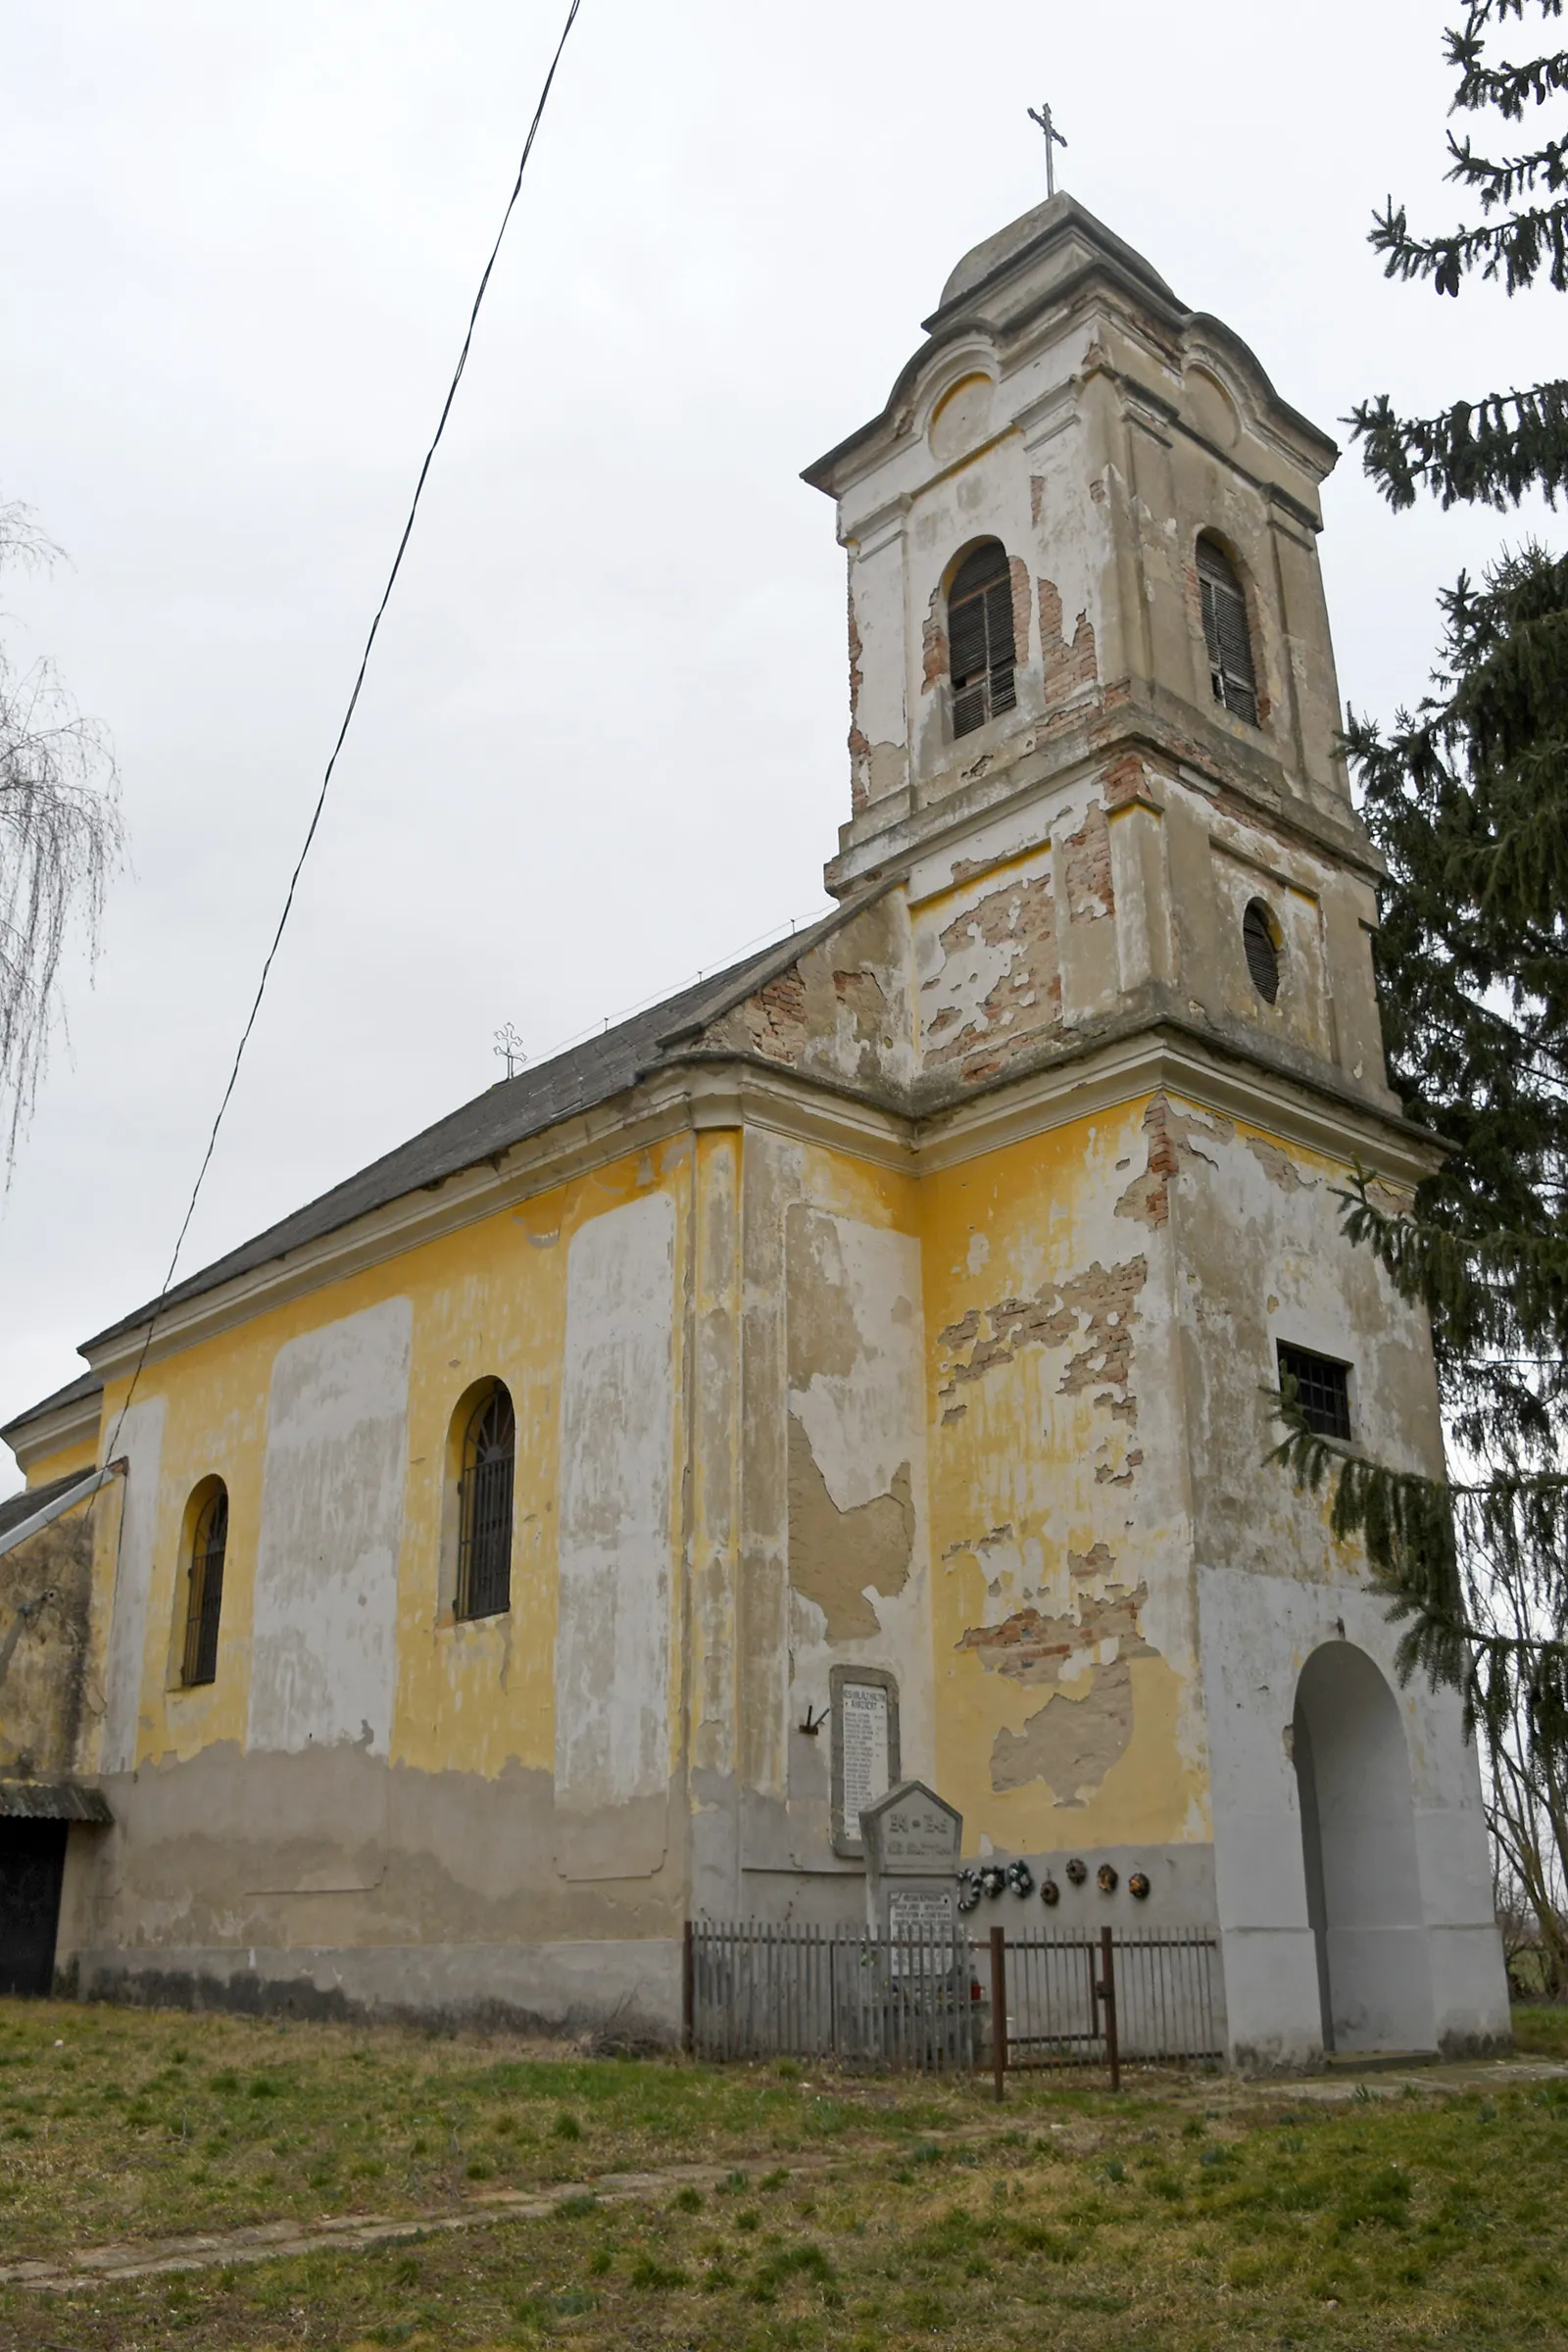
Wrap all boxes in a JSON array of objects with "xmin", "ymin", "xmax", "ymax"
[{"xmin": 95, "ymin": 0, "xmax": 588, "ymax": 1470}]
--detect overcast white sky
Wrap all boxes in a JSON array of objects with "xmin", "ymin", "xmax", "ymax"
[{"xmin": 1, "ymin": 0, "xmax": 1561, "ymax": 1493}]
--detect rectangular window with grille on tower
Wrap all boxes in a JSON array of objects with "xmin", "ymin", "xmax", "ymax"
[{"xmin": 1277, "ymin": 1342, "xmax": 1352, "ymax": 1442}]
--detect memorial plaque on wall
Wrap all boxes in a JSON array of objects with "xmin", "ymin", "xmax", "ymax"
[
  {"xmin": 858, "ymin": 1779, "xmax": 963, "ymax": 1947},
  {"xmin": 830, "ymin": 1665, "xmax": 901, "ymax": 1857}
]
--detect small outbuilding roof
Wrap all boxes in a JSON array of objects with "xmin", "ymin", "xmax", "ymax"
[
  {"xmin": 0, "ymin": 1469, "xmax": 95, "ymax": 1542},
  {"xmin": 0, "ymin": 1780, "xmax": 113, "ymax": 1825}
]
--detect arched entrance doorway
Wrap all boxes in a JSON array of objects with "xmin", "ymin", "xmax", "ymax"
[{"xmin": 1292, "ymin": 1642, "xmax": 1436, "ymax": 2054}]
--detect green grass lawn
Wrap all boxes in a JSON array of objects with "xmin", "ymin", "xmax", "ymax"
[
  {"xmin": 1, "ymin": 1997, "xmax": 1566, "ymax": 2348},
  {"xmin": 1511, "ymin": 1999, "xmax": 1568, "ymax": 2060}
]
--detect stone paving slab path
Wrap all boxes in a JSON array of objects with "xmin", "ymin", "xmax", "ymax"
[{"xmin": 0, "ymin": 2147, "xmax": 874, "ymax": 2294}]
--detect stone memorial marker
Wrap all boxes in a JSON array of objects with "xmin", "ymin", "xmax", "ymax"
[{"xmin": 858, "ymin": 1780, "xmax": 962, "ymax": 1957}]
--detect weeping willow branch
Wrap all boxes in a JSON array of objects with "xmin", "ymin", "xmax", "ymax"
[{"xmin": 0, "ymin": 500, "xmax": 122, "ymax": 1180}]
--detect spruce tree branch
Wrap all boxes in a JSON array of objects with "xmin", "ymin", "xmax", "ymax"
[{"xmin": 1348, "ymin": 380, "xmax": 1568, "ymax": 508}]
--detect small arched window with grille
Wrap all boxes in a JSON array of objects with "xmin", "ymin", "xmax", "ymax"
[
  {"xmin": 948, "ymin": 540, "xmax": 1018, "ymax": 737},
  {"xmin": 1197, "ymin": 537, "xmax": 1259, "ymax": 726},
  {"xmin": 456, "ymin": 1385, "xmax": 515, "ymax": 1621},
  {"xmin": 181, "ymin": 1481, "xmax": 227, "ymax": 1687}
]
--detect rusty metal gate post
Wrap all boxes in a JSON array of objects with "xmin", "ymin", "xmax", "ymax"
[
  {"xmin": 1097, "ymin": 1926, "xmax": 1120, "ymax": 2091},
  {"xmin": 990, "ymin": 1924, "xmax": 1007, "ymax": 2101},
  {"xmin": 682, "ymin": 1921, "xmax": 695, "ymax": 2055}
]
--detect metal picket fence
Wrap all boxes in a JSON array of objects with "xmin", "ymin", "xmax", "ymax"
[
  {"xmin": 685, "ymin": 1920, "xmax": 980, "ymax": 2071},
  {"xmin": 686, "ymin": 1918, "xmax": 1224, "ymax": 2086},
  {"xmin": 996, "ymin": 1924, "xmax": 1223, "ymax": 2092}
]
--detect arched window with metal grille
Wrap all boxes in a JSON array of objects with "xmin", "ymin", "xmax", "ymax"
[
  {"xmin": 1197, "ymin": 536, "xmax": 1259, "ymax": 725},
  {"xmin": 181, "ymin": 1481, "xmax": 228, "ymax": 1687},
  {"xmin": 948, "ymin": 539, "xmax": 1017, "ymax": 737},
  {"xmin": 456, "ymin": 1385, "xmax": 515, "ymax": 1621}
]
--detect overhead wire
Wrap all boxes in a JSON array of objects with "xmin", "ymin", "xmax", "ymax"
[{"xmin": 95, "ymin": 0, "xmax": 587, "ymax": 1473}]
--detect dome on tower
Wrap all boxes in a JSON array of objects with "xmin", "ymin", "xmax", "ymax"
[{"xmin": 929, "ymin": 191, "xmax": 1181, "ymax": 326}]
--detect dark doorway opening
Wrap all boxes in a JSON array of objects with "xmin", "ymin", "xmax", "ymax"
[{"xmin": 0, "ymin": 1821, "xmax": 67, "ymax": 1995}]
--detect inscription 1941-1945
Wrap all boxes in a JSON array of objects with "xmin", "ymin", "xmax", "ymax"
[
  {"xmin": 858, "ymin": 1780, "xmax": 964, "ymax": 1949},
  {"xmin": 868, "ymin": 1790, "xmax": 961, "ymax": 1871}
]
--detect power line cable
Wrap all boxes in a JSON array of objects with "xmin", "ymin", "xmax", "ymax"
[{"xmin": 96, "ymin": 0, "xmax": 586, "ymax": 1469}]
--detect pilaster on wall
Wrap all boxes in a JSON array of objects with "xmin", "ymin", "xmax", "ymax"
[{"xmin": 685, "ymin": 1126, "xmax": 744, "ymax": 1920}]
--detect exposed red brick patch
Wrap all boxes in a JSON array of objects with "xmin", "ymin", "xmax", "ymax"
[
  {"xmin": 1102, "ymin": 753, "xmax": 1153, "ymax": 810},
  {"xmin": 847, "ymin": 580, "xmax": 869, "ymax": 808},
  {"xmin": 1061, "ymin": 802, "xmax": 1114, "ymax": 924},
  {"xmin": 1008, "ymin": 556, "xmax": 1033, "ymax": 670},
  {"xmin": 957, "ymin": 1581, "xmax": 1160, "ymax": 1799},
  {"xmin": 714, "ymin": 969, "xmax": 809, "ymax": 1066},
  {"xmin": 1114, "ymin": 1095, "xmax": 1234, "ymax": 1229},
  {"xmin": 1038, "ymin": 578, "xmax": 1099, "ymax": 709},
  {"xmin": 833, "ymin": 966, "xmax": 887, "ymax": 1028},
  {"xmin": 936, "ymin": 1255, "xmax": 1148, "ymax": 1418},
  {"xmin": 958, "ymin": 1581, "xmax": 1153, "ymax": 1689},
  {"xmin": 922, "ymin": 864, "xmax": 1061, "ymax": 1080},
  {"xmin": 921, "ymin": 591, "xmax": 948, "ymax": 697}
]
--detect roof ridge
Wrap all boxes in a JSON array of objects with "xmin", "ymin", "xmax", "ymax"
[{"xmin": 71, "ymin": 901, "xmax": 878, "ymax": 1360}]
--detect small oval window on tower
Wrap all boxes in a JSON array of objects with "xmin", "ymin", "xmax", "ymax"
[
  {"xmin": 948, "ymin": 540, "xmax": 1017, "ymax": 737},
  {"xmin": 1243, "ymin": 899, "xmax": 1281, "ymax": 1004},
  {"xmin": 1198, "ymin": 536, "xmax": 1259, "ymax": 726}
]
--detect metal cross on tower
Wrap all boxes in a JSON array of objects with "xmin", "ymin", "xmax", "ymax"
[{"xmin": 1027, "ymin": 100, "xmax": 1068, "ymax": 199}]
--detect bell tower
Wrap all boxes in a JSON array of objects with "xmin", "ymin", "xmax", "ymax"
[
  {"xmin": 804, "ymin": 193, "xmax": 1394, "ymax": 1119},
  {"xmin": 778, "ymin": 194, "xmax": 1506, "ymax": 2065}
]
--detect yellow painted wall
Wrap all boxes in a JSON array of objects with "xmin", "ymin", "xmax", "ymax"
[
  {"xmin": 920, "ymin": 1095, "xmax": 1207, "ymax": 1855},
  {"xmin": 24, "ymin": 1433, "xmax": 101, "ymax": 1488},
  {"xmin": 88, "ymin": 1140, "xmax": 695, "ymax": 1786}
]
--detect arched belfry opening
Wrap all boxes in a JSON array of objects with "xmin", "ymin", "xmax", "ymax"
[{"xmin": 1292, "ymin": 1643, "xmax": 1436, "ymax": 2055}]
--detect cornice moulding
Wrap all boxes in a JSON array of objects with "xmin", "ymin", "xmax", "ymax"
[
  {"xmin": 80, "ymin": 1015, "xmax": 1434, "ymax": 1390},
  {"xmin": 81, "ymin": 1061, "xmax": 912, "ymax": 1385},
  {"xmin": 916, "ymin": 1026, "xmax": 1440, "ymax": 1186},
  {"xmin": 7, "ymin": 1393, "xmax": 105, "ymax": 1476}
]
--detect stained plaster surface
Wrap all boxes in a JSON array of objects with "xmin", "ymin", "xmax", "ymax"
[{"xmin": 0, "ymin": 1501, "xmax": 97, "ymax": 1782}]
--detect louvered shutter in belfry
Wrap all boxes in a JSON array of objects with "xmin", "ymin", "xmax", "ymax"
[
  {"xmin": 984, "ymin": 573, "xmax": 1017, "ymax": 714},
  {"xmin": 948, "ymin": 541, "xmax": 1016, "ymax": 737},
  {"xmin": 1197, "ymin": 539, "xmax": 1258, "ymax": 725},
  {"xmin": 949, "ymin": 584, "xmax": 991, "ymax": 736}
]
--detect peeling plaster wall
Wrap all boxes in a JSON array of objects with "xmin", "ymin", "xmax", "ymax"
[
  {"xmin": 60, "ymin": 1150, "xmax": 696, "ymax": 2027},
  {"xmin": 99, "ymin": 1396, "xmax": 168, "ymax": 1777},
  {"xmin": 0, "ymin": 1508, "xmax": 96, "ymax": 1779},
  {"xmin": 697, "ymin": 894, "xmax": 914, "ymax": 1100},
  {"xmin": 783, "ymin": 1201, "xmax": 932, "ymax": 1876},
  {"xmin": 248, "ymin": 1298, "xmax": 412, "ymax": 1760},
  {"xmin": 915, "ymin": 847, "xmax": 1061, "ymax": 1083},
  {"xmin": 923, "ymin": 1101, "xmax": 1205, "ymax": 1886},
  {"xmin": 1142, "ymin": 1101, "xmax": 1445, "ymax": 1582},
  {"xmin": 555, "ymin": 1191, "xmax": 677, "ymax": 1879}
]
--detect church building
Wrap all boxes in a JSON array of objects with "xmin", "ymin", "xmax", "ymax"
[{"xmin": 0, "ymin": 194, "xmax": 1509, "ymax": 2068}]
